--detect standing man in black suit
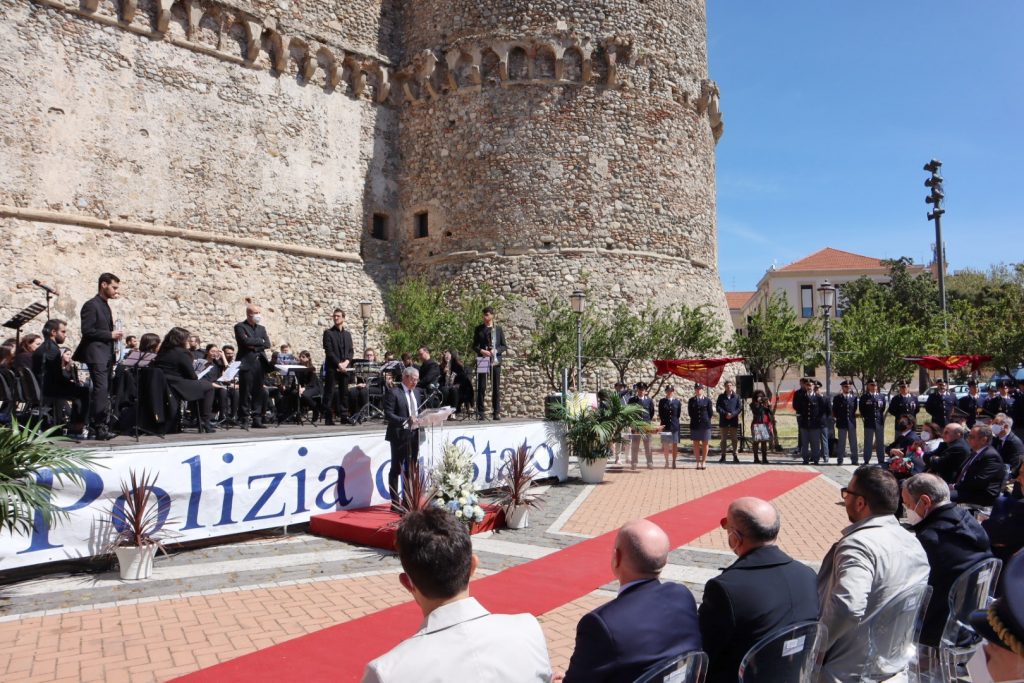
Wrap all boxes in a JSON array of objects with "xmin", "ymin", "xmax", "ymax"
[
  {"xmin": 322, "ymin": 308, "xmax": 354, "ymax": 426},
  {"xmin": 416, "ymin": 346, "xmax": 441, "ymax": 407},
  {"xmin": 715, "ymin": 380, "xmax": 741, "ymax": 463},
  {"xmin": 234, "ymin": 303, "xmax": 272, "ymax": 428},
  {"xmin": 699, "ymin": 497, "xmax": 819, "ymax": 683},
  {"xmin": 72, "ymin": 272, "xmax": 123, "ymax": 440},
  {"xmin": 384, "ymin": 366, "xmax": 426, "ymax": 512},
  {"xmin": 951, "ymin": 424, "xmax": 1007, "ymax": 508},
  {"xmin": 561, "ymin": 519, "xmax": 701, "ymax": 682},
  {"xmin": 472, "ymin": 306, "xmax": 507, "ymax": 421},
  {"xmin": 925, "ymin": 378, "xmax": 956, "ymax": 427}
]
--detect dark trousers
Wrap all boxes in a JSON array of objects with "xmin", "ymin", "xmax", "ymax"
[
  {"xmin": 237, "ymin": 368, "xmax": 265, "ymax": 423},
  {"xmin": 85, "ymin": 361, "xmax": 112, "ymax": 427},
  {"xmin": 387, "ymin": 432, "xmax": 420, "ymax": 507},
  {"xmin": 50, "ymin": 385, "xmax": 90, "ymax": 428},
  {"xmin": 325, "ymin": 368, "xmax": 350, "ymax": 419},
  {"xmin": 476, "ymin": 365, "xmax": 501, "ymax": 417}
]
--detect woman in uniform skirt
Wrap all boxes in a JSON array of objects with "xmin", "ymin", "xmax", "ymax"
[{"xmin": 688, "ymin": 384, "xmax": 714, "ymax": 470}]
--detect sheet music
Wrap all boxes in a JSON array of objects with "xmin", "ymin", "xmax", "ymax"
[
  {"xmin": 196, "ymin": 364, "xmax": 214, "ymax": 380},
  {"xmin": 220, "ymin": 361, "xmax": 241, "ymax": 382},
  {"xmin": 476, "ymin": 356, "xmax": 491, "ymax": 374},
  {"xmin": 120, "ymin": 350, "xmax": 156, "ymax": 368},
  {"xmin": 276, "ymin": 364, "xmax": 308, "ymax": 373}
]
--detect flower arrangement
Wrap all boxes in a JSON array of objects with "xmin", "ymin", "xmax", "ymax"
[
  {"xmin": 432, "ymin": 441, "xmax": 485, "ymax": 526},
  {"xmin": 888, "ymin": 455, "xmax": 915, "ymax": 477}
]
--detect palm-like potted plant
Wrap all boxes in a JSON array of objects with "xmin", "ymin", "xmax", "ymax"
[
  {"xmin": 497, "ymin": 442, "xmax": 543, "ymax": 529},
  {"xmin": 551, "ymin": 392, "xmax": 650, "ymax": 484},
  {"xmin": 107, "ymin": 469, "xmax": 175, "ymax": 580},
  {"xmin": 0, "ymin": 418, "xmax": 102, "ymax": 536}
]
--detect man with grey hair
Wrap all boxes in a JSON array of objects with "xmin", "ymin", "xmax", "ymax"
[
  {"xmin": 384, "ymin": 366, "xmax": 426, "ymax": 512},
  {"xmin": 992, "ymin": 413, "xmax": 1023, "ymax": 475},
  {"xmin": 925, "ymin": 421, "xmax": 971, "ymax": 483},
  {"xmin": 903, "ymin": 473, "xmax": 993, "ymax": 648},
  {"xmin": 951, "ymin": 424, "xmax": 1006, "ymax": 508},
  {"xmin": 561, "ymin": 520, "xmax": 701, "ymax": 682},
  {"xmin": 699, "ymin": 498, "xmax": 818, "ymax": 683}
]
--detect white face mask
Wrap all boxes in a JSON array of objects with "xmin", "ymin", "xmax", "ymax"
[
  {"xmin": 905, "ymin": 501, "xmax": 924, "ymax": 525},
  {"xmin": 252, "ymin": 314, "xmax": 263, "ymax": 324},
  {"xmin": 992, "ymin": 424, "xmax": 1004, "ymax": 437},
  {"xmin": 921, "ymin": 431, "xmax": 932, "ymax": 441}
]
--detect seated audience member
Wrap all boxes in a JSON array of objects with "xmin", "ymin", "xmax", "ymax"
[
  {"xmin": 924, "ymin": 422, "xmax": 971, "ymax": 483},
  {"xmin": 818, "ymin": 465, "xmax": 929, "ymax": 683},
  {"xmin": 951, "ymin": 424, "xmax": 1007, "ymax": 508},
  {"xmin": 902, "ymin": 473, "xmax": 993, "ymax": 647},
  {"xmin": 919, "ymin": 421, "xmax": 944, "ymax": 453},
  {"xmin": 983, "ymin": 463, "xmax": 1024, "ymax": 564},
  {"xmin": 885, "ymin": 416, "xmax": 917, "ymax": 457},
  {"xmin": 699, "ymin": 498, "xmax": 818, "ymax": 683},
  {"xmin": 152, "ymin": 327, "xmax": 219, "ymax": 433},
  {"xmin": 14, "ymin": 333, "xmax": 42, "ymax": 371},
  {"xmin": 561, "ymin": 520, "xmax": 701, "ymax": 682},
  {"xmin": 360, "ymin": 508, "xmax": 551, "ymax": 683},
  {"xmin": 969, "ymin": 550, "xmax": 1024, "ymax": 682},
  {"xmin": 992, "ymin": 413, "xmax": 1023, "ymax": 475}
]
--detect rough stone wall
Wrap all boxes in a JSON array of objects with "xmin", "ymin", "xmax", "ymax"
[
  {"xmin": 0, "ymin": 0, "xmax": 399, "ymax": 354},
  {"xmin": 395, "ymin": 0, "xmax": 730, "ymax": 414}
]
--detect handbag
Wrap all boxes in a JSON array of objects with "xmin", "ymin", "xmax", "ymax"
[{"xmin": 752, "ymin": 423, "xmax": 771, "ymax": 442}]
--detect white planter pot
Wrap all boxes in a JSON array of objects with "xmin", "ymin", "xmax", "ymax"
[
  {"xmin": 578, "ymin": 457, "xmax": 608, "ymax": 484},
  {"xmin": 505, "ymin": 505, "xmax": 530, "ymax": 529},
  {"xmin": 115, "ymin": 545, "xmax": 157, "ymax": 580}
]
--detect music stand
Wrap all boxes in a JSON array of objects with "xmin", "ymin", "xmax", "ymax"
[
  {"xmin": 2, "ymin": 302, "xmax": 46, "ymax": 347},
  {"xmin": 275, "ymin": 364, "xmax": 314, "ymax": 426},
  {"xmin": 120, "ymin": 351, "xmax": 157, "ymax": 441}
]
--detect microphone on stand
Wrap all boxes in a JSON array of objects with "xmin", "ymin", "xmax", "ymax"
[{"xmin": 32, "ymin": 279, "xmax": 59, "ymax": 296}]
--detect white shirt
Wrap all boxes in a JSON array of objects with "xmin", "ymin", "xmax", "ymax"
[{"xmin": 361, "ymin": 598, "xmax": 552, "ymax": 683}]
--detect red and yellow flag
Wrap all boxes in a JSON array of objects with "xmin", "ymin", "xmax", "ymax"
[{"xmin": 653, "ymin": 358, "xmax": 745, "ymax": 387}]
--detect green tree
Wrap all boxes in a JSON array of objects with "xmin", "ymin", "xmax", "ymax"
[
  {"xmin": 380, "ymin": 278, "xmax": 497, "ymax": 359},
  {"xmin": 730, "ymin": 292, "xmax": 819, "ymax": 411},
  {"xmin": 525, "ymin": 295, "xmax": 608, "ymax": 391},
  {"xmin": 944, "ymin": 271, "xmax": 1024, "ymax": 376},
  {"xmin": 839, "ymin": 257, "xmax": 940, "ymax": 325},
  {"xmin": 831, "ymin": 293, "xmax": 924, "ymax": 390}
]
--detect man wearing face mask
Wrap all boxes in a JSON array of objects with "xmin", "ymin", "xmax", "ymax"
[
  {"xmin": 992, "ymin": 413, "xmax": 1023, "ymax": 475},
  {"xmin": 698, "ymin": 497, "xmax": 818, "ymax": 683},
  {"xmin": 885, "ymin": 416, "xmax": 917, "ymax": 458},
  {"xmin": 234, "ymin": 303, "xmax": 272, "ymax": 428},
  {"xmin": 901, "ymin": 473, "xmax": 993, "ymax": 651}
]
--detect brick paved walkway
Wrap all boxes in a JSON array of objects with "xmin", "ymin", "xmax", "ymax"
[{"xmin": 0, "ymin": 463, "xmax": 847, "ymax": 682}]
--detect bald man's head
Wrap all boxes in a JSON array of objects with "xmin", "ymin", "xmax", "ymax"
[
  {"xmin": 614, "ymin": 519, "xmax": 670, "ymax": 579},
  {"xmin": 728, "ymin": 497, "xmax": 780, "ymax": 545}
]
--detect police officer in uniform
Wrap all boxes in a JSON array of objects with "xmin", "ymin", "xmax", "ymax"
[
  {"xmin": 888, "ymin": 380, "xmax": 920, "ymax": 428},
  {"xmin": 983, "ymin": 384, "xmax": 1009, "ymax": 420},
  {"xmin": 832, "ymin": 380, "xmax": 859, "ymax": 465},
  {"xmin": 860, "ymin": 379, "xmax": 888, "ymax": 464},
  {"xmin": 925, "ymin": 378, "xmax": 957, "ymax": 427},
  {"xmin": 797, "ymin": 379, "xmax": 828, "ymax": 465},
  {"xmin": 958, "ymin": 380, "xmax": 983, "ymax": 429}
]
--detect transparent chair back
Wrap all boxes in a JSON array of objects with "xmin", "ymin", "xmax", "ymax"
[
  {"xmin": 918, "ymin": 557, "xmax": 1003, "ymax": 681},
  {"xmin": 737, "ymin": 620, "xmax": 827, "ymax": 683},
  {"xmin": 862, "ymin": 583, "xmax": 933, "ymax": 682},
  {"xmin": 633, "ymin": 650, "xmax": 709, "ymax": 683}
]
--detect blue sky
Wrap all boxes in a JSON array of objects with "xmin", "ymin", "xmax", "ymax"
[{"xmin": 708, "ymin": 2, "xmax": 1024, "ymax": 292}]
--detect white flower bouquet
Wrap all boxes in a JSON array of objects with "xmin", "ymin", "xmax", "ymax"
[{"xmin": 432, "ymin": 441, "xmax": 485, "ymax": 526}]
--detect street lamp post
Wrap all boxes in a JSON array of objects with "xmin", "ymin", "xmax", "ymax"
[
  {"xmin": 818, "ymin": 281, "xmax": 836, "ymax": 400},
  {"xmin": 359, "ymin": 300, "xmax": 371, "ymax": 357},
  {"xmin": 570, "ymin": 289, "xmax": 585, "ymax": 392}
]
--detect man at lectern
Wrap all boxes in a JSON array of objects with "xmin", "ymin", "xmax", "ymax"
[{"xmin": 384, "ymin": 366, "xmax": 427, "ymax": 512}]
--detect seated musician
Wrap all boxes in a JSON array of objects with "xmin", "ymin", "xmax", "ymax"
[
  {"xmin": 139, "ymin": 333, "xmax": 160, "ymax": 354},
  {"xmin": 15, "ymin": 334, "xmax": 42, "ymax": 372},
  {"xmin": 284, "ymin": 350, "xmax": 323, "ymax": 421},
  {"xmin": 203, "ymin": 344, "xmax": 237, "ymax": 424},
  {"xmin": 442, "ymin": 349, "xmax": 474, "ymax": 416},
  {"xmin": 152, "ymin": 327, "xmax": 220, "ymax": 433},
  {"xmin": 32, "ymin": 319, "xmax": 89, "ymax": 436}
]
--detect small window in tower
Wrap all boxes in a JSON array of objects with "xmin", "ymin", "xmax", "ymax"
[
  {"xmin": 415, "ymin": 211, "xmax": 429, "ymax": 238},
  {"xmin": 371, "ymin": 213, "xmax": 388, "ymax": 240}
]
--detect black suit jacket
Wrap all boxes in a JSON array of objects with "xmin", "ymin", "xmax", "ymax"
[
  {"xmin": 472, "ymin": 324, "xmax": 507, "ymax": 365},
  {"xmin": 952, "ymin": 445, "xmax": 1007, "ymax": 507},
  {"xmin": 563, "ymin": 579, "xmax": 701, "ymax": 683},
  {"xmin": 72, "ymin": 295, "xmax": 114, "ymax": 365},
  {"xmin": 383, "ymin": 385, "xmax": 426, "ymax": 445},
  {"xmin": 33, "ymin": 339, "xmax": 79, "ymax": 398},
  {"xmin": 698, "ymin": 545, "xmax": 820, "ymax": 683},
  {"xmin": 322, "ymin": 326, "xmax": 354, "ymax": 371},
  {"xmin": 152, "ymin": 347, "xmax": 208, "ymax": 402},
  {"xmin": 925, "ymin": 438, "xmax": 971, "ymax": 483},
  {"xmin": 417, "ymin": 359, "xmax": 441, "ymax": 390},
  {"xmin": 234, "ymin": 321, "xmax": 271, "ymax": 373},
  {"xmin": 994, "ymin": 432, "xmax": 1024, "ymax": 473},
  {"xmin": 886, "ymin": 431, "xmax": 917, "ymax": 457}
]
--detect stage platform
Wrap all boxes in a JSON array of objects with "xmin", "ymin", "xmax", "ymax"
[{"xmin": 310, "ymin": 503, "xmax": 504, "ymax": 550}]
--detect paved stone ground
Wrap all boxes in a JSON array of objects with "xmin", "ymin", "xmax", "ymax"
[{"xmin": 0, "ymin": 458, "xmax": 857, "ymax": 682}]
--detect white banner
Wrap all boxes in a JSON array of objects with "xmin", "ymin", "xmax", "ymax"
[{"xmin": 0, "ymin": 420, "xmax": 567, "ymax": 569}]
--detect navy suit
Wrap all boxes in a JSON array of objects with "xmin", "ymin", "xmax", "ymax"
[
  {"xmin": 951, "ymin": 445, "xmax": 1006, "ymax": 508},
  {"xmin": 384, "ymin": 385, "xmax": 426, "ymax": 507},
  {"xmin": 698, "ymin": 545, "xmax": 820, "ymax": 683},
  {"xmin": 924, "ymin": 438, "xmax": 971, "ymax": 483},
  {"xmin": 993, "ymin": 431, "xmax": 1024, "ymax": 474},
  {"xmin": 563, "ymin": 579, "xmax": 701, "ymax": 683}
]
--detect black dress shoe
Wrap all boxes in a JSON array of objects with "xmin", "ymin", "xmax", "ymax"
[
  {"xmin": 202, "ymin": 421, "xmax": 218, "ymax": 433},
  {"xmin": 94, "ymin": 425, "xmax": 116, "ymax": 441},
  {"xmin": 251, "ymin": 421, "xmax": 267, "ymax": 429},
  {"xmin": 492, "ymin": 415, "xmax": 501, "ymax": 421}
]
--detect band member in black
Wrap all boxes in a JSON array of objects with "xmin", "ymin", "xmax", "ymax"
[
  {"xmin": 234, "ymin": 303, "xmax": 272, "ymax": 428},
  {"xmin": 34, "ymin": 318, "xmax": 90, "ymax": 435},
  {"xmin": 152, "ymin": 327, "xmax": 219, "ymax": 433},
  {"xmin": 417, "ymin": 346, "xmax": 442, "ymax": 408},
  {"xmin": 473, "ymin": 306, "xmax": 507, "ymax": 421},
  {"xmin": 322, "ymin": 308, "xmax": 354, "ymax": 425},
  {"xmin": 384, "ymin": 367, "xmax": 426, "ymax": 512},
  {"xmin": 72, "ymin": 272, "xmax": 123, "ymax": 440}
]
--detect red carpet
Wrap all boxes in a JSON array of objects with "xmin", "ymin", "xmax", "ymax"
[
  {"xmin": 174, "ymin": 470, "xmax": 817, "ymax": 683},
  {"xmin": 310, "ymin": 504, "xmax": 505, "ymax": 550}
]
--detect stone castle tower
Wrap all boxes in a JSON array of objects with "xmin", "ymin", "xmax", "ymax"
[{"xmin": 0, "ymin": 0, "xmax": 729, "ymax": 415}]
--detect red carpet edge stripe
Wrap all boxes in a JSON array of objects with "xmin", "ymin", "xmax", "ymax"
[{"xmin": 173, "ymin": 470, "xmax": 818, "ymax": 683}]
